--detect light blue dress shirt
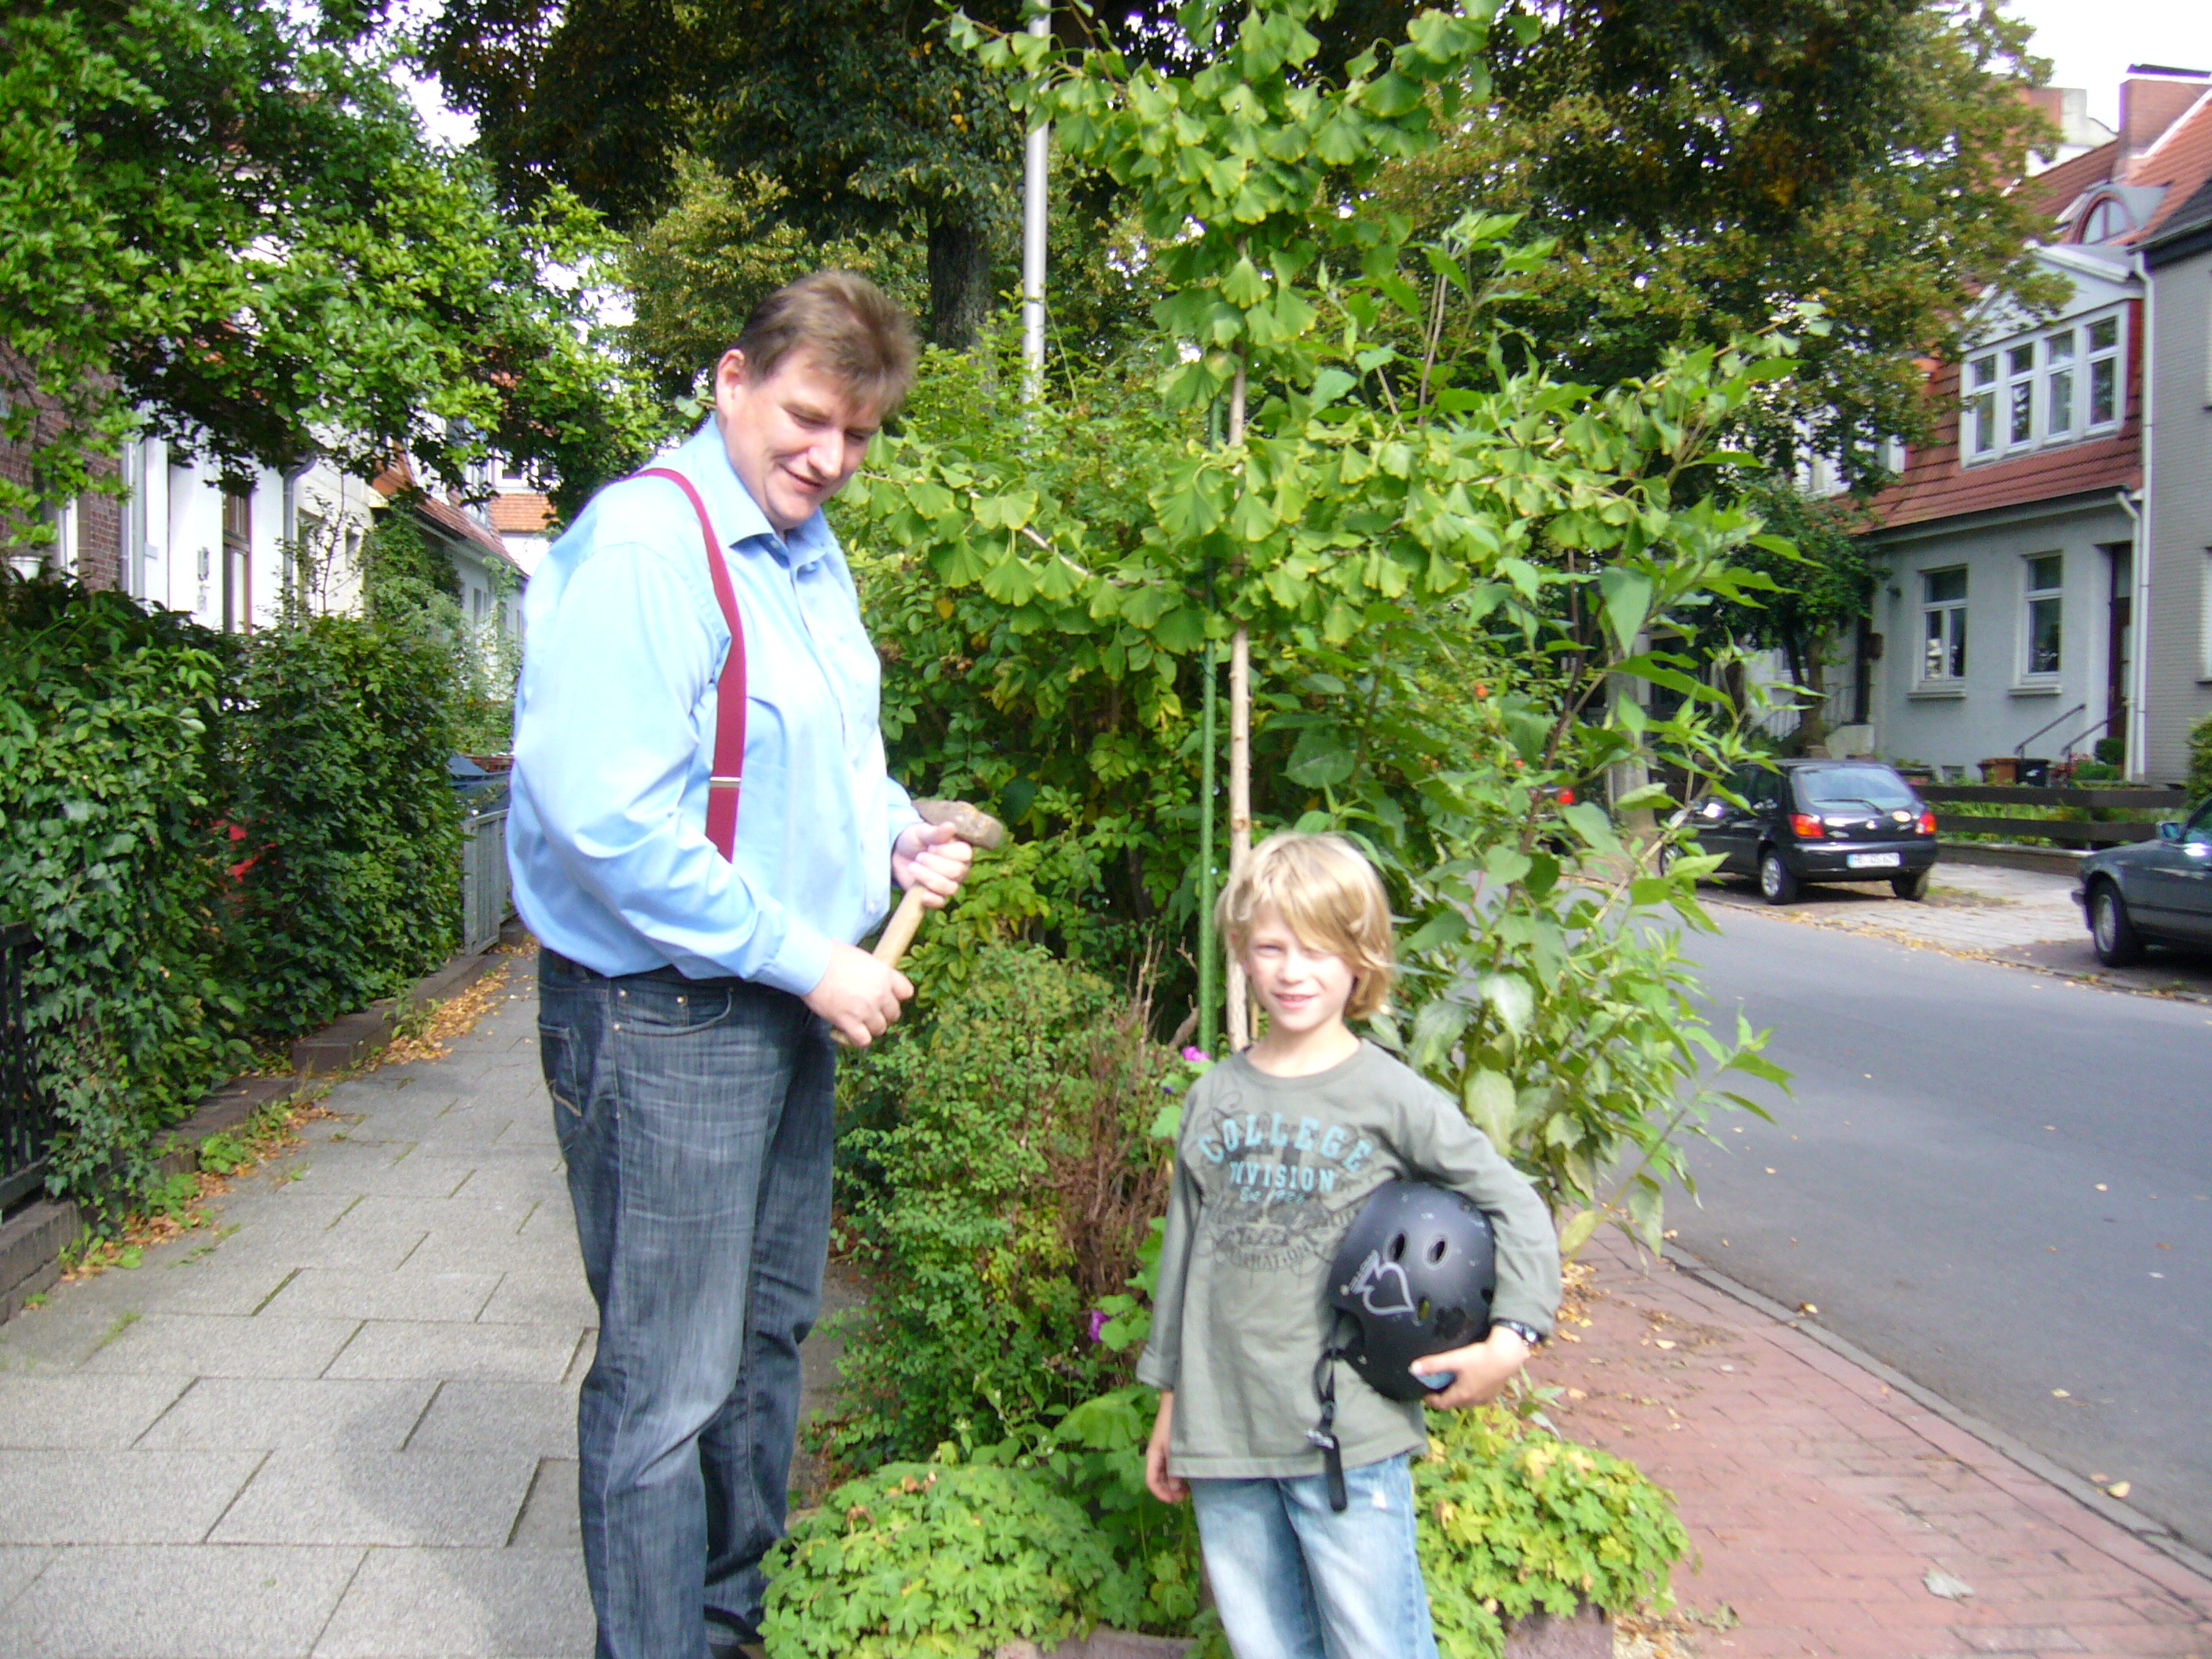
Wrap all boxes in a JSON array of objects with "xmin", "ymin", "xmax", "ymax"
[{"xmin": 507, "ymin": 419, "xmax": 919, "ymax": 994}]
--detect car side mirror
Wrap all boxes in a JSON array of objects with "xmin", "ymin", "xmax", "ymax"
[{"xmin": 2157, "ymin": 820, "xmax": 2182, "ymax": 842}]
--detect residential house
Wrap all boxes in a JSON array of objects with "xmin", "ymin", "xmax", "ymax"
[
  {"xmin": 2141, "ymin": 175, "xmax": 2212, "ymax": 782},
  {"xmin": 1852, "ymin": 70, "xmax": 2212, "ymax": 784}
]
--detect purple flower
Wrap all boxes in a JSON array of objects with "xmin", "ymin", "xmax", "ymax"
[
  {"xmin": 1087, "ymin": 1309, "xmax": 1109, "ymax": 1344},
  {"xmin": 1181, "ymin": 1046, "xmax": 1210, "ymax": 1064}
]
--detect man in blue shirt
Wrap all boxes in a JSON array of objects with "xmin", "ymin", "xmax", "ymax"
[{"xmin": 510, "ymin": 272, "xmax": 969, "ymax": 1659}]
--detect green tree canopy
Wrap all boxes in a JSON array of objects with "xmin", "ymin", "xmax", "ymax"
[
  {"xmin": 0, "ymin": 0, "xmax": 662, "ymax": 529},
  {"xmin": 1375, "ymin": 0, "xmax": 2063, "ymax": 485}
]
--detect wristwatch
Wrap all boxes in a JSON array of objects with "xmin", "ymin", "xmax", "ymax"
[{"xmin": 1493, "ymin": 1320, "xmax": 1545, "ymax": 1351}]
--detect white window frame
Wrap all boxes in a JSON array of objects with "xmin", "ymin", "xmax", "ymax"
[
  {"xmin": 1963, "ymin": 306, "xmax": 2126, "ymax": 465},
  {"xmin": 2201, "ymin": 549, "xmax": 2212, "ymax": 680},
  {"xmin": 2020, "ymin": 552, "xmax": 2064, "ymax": 683},
  {"xmin": 1920, "ymin": 566, "xmax": 1968, "ymax": 687}
]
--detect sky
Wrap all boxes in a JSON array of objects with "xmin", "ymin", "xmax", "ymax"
[{"xmin": 2000, "ymin": 0, "xmax": 2212, "ymax": 128}]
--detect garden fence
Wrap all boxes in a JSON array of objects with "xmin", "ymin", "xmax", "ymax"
[
  {"xmin": 460, "ymin": 807, "xmax": 512, "ymax": 954},
  {"xmin": 1918, "ymin": 784, "xmax": 2189, "ymax": 848},
  {"xmin": 0, "ymin": 923, "xmax": 55, "ymax": 1212}
]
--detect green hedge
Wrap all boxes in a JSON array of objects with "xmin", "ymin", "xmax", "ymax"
[
  {"xmin": 2190, "ymin": 711, "xmax": 2212, "ymax": 807},
  {"xmin": 0, "ymin": 572, "xmax": 463, "ymax": 1217}
]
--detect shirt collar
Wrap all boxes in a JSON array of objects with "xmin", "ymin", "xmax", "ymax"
[{"xmin": 680, "ymin": 418, "xmax": 835, "ymax": 572}]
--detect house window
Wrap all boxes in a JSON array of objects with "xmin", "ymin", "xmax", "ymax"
[
  {"xmin": 1968, "ymin": 357, "xmax": 1998, "ymax": 456},
  {"xmin": 1964, "ymin": 309, "xmax": 2126, "ymax": 463},
  {"xmin": 2088, "ymin": 316, "xmax": 2120, "ymax": 426},
  {"xmin": 1922, "ymin": 567, "xmax": 1968, "ymax": 682},
  {"xmin": 2023, "ymin": 554, "xmax": 2063, "ymax": 678},
  {"xmin": 2079, "ymin": 196, "xmax": 2133, "ymax": 243}
]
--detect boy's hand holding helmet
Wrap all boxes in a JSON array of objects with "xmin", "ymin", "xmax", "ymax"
[{"xmin": 1328, "ymin": 1180, "xmax": 1540, "ymax": 1414}]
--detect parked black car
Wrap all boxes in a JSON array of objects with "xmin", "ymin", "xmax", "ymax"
[
  {"xmin": 1694, "ymin": 760, "xmax": 1941, "ymax": 905},
  {"xmin": 2073, "ymin": 796, "xmax": 2212, "ymax": 965}
]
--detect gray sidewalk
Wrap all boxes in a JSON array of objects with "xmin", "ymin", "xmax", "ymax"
[
  {"xmin": 0, "ymin": 958, "xmax": 599, "ymax": 1659},
  {"xmin": 1702, "ymin": 857, "xmax": 2212, "ymax": 998}
]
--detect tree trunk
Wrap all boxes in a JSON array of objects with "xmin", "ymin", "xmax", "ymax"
[
  {"xmin": 1223, "ymin": 353, "xmax": 1253, "ymax": 1051},
  {"xmin": 926, "ymin": 211, "xmax": 993, "ymax": 351}
]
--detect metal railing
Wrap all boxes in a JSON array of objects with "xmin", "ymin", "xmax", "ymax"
[
  {"xmin": 0, "ymin": 924, "xmax": 56, "ymax": 1213},
  {"xmin": 460, "ymin": 807, "xmax": 512, "ymax": 954}
]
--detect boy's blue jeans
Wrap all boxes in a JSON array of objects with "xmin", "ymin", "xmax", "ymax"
[
  {"xmin": 1189, "ymin": 1453, "xmax": 1440, "ymax": 1659},
  {"xmin": 538, "ymin": 952, "xmax": 835, "ymax": 1659}
]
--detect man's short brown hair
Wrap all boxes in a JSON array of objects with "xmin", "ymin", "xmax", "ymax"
[{"xmin": 734, "ymin": 271, "xmax": 918, "ymax": 416}]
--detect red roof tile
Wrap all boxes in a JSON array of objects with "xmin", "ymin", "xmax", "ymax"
[
  {"xmin": 488, "ymin": 492, "xmax": 552, "ymax": 534},
  {"xmin": 2124, "ymin": 90, "xmax": 2212, "ymax": 240},
  {"xmin": 2022, "ymin": 141, "xmax": 2118, "ymax": 221}
]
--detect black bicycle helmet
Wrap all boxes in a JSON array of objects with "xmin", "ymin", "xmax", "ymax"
[{"xmin": 1327, "ymin": 1180, "xmax": 1497, "ymax": 1403}]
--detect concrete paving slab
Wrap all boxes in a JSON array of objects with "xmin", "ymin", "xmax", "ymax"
[
  {"xmin": 137, "ymin": 1378, "xmax": 438, "ymax": 1452},
  {"xmin": 77, "ymin": 1313, "xmax": 361, "ymax": 1379},
  {"xmin": 0, "ymin": 1373, "xmax": 192, "ymax": 1448},
  {"xmin": 0, "ymin": 1305, "xmax": 156, "ymax": 1374},
  {"xmin": 312, "ymin": 1545, "xmax": 592, "ymax": 1658},
  {"xmin": 404, "ymin": 1382, "xmax": 577, "ymax": 1460},
  {"xmin": 262, "ymin": 1270, "xmax": 502, "ymax": 1324},
  {"xmin": 0, "ymin": 1448, "xmax": 266, "ymax": 1543},
  {"xmin": 448, "ymin": 1163, "xmax": 569, "ymax": 1208},
  {"xmin": 141, "ymin": 1255, "xmax": 303, "ymax": 1317},
  {"xmin": 0, "ymin": 1544, "xmax": 364, "ymax": 1658},
  {"xmin": 474, "ymin": 1273, "xmax": 595, "ymax": 1330},
  {"xmin": 326, "ymin": 1196, "xmax": 536, "ymax": 1242},
  {"xmin": 322, "ymin": 1320, "xmax": 581, "ymax": 1383},
  {"xmin": 399, "ymin": 1227, "xmax": 562, "ymax": 1277},
  {"xmin": 506, "ymin": 1459, "xmax": 579, "ymax": 1550},
  {"xmin": 210, "ymin": 1448, "xmax": 537, "ymax": 1547},
  {"xmin": 0, "ymin": 1545, "xmax": 52, "ymax": 1611}
]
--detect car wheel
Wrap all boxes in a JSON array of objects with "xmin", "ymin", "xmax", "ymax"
[
  {"xmin": 1758, "ymin": 848, "xmax": 1799, "ymax": 906},
  {"xmin": 2089, "ymin": 881, "xmax": 2144, "ymax": 967},
  {"xmin": 1891, "ymin": 869, "xmax": 1931, "ymax": 902}
]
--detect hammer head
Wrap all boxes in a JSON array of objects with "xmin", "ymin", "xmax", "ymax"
[{"xmin": 914, "ymin": 797, "xmax": 1008, "ymax": 851}]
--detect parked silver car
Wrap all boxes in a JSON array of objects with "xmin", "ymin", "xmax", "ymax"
[{"xmin": 2073, "ymin": 796, "xmax": 2212, "ymax": 964}]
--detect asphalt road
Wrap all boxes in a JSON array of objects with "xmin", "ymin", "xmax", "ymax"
[{"xmin": 1672, "ymin": 906, "xmax": 2212, "ymax": 1554}]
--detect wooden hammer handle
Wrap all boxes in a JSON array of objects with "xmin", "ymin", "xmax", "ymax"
[{"xmin": 871, "ymin": 885, "xmax": 931, "ymax": 970}]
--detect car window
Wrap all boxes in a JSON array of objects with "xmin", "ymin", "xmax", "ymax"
[
  {"xmin": 1796, "ymin": 765, "xmax": 1918, "ymax": 811},
  {"xmin": 2185, "ymin": 802, "xmax": 2212, "ymax": 845}
]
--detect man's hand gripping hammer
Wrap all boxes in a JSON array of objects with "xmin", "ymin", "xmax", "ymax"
[{"xmin": 873, "ymin": 798, "xmax": 1008, "ymax": 970}]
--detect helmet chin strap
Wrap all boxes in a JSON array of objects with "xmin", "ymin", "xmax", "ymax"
[{"xmin": 1307, "ymin": 1310, "xmax": 1357, "ymax": 1513}]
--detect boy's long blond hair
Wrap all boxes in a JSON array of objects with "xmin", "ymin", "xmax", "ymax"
[{"xmin": 1216, "ymin": 831, "xmax": 1396, "ymax": 1021}]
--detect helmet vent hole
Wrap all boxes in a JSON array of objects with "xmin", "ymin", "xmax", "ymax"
[
  {"xmin": 1388, "ymin": 1232, "xmax": 1407, "ymax": 1262},
  {"xmin": 1415, "ymin": 1296, "xmax": 1432, "ymax": 1323},
  {"xmin": 1427, "ymin": 1238, "xmax": 1448, "ymax": 1265}
]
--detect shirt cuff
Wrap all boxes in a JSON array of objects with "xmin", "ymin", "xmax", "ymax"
[
  {"xmin": 887, "ymin": 804, "xmax": 924, "ymax": 862},
  {"xmin": 1134, "ymin": 1349, "xmax": 1177, "ymax": 1390},
  {"xmin": 755, "ymin": 918, "xmax": 835, "ymax": 998}
]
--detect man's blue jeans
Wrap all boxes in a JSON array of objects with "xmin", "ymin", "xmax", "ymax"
[
  {"xmin": 1188, "ymin": 1454, "xmax": 1440, "ymax": 1659},
  {"xmin": 538, "ymin": 951, "xmax": 835, "ymax": 1659}
]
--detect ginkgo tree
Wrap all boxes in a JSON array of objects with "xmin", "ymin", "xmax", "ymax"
[{"xmin": 843, "ymin": 0, "xmax": 1795, "ymax": 1251}]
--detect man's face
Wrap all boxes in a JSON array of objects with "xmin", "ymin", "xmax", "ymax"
[{"xmin": 713, "ymin": 347, "xmax": 883, "ymax": 534}]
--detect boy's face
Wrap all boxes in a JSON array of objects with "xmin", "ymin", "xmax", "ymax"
[{"xmin": 1242, "ymin": 904, "xmax": 1356, "ymax": 1038}]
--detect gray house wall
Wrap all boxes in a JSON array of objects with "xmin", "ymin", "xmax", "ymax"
[
  {"xmin": 2143, "ymin": 240, "xmax": 2212, "ymax": 784},
  {"xmin": 1866, "ymin": 496, "xmax": 2135, "ymax": 776}
]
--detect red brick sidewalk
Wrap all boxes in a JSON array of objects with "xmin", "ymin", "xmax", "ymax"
[{"xmin": 1532, "ymin": 1235, "xmax": 2212, "ymax": 1658}]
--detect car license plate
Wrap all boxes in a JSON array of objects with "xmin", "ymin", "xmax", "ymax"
[{"xmin": 1848, "ymin": 851, "xmax": 1901, "ymax": 870}]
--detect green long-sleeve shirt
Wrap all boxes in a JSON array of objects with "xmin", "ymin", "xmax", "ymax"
[{"xmin": 1135, "ymin": 1041, "xmax": 1561, "ymax": 1479}]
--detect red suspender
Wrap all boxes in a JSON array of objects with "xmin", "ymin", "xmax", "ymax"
[{"xmin": 635, "ymin": 467, "xmax": 746, "ymax": 860}]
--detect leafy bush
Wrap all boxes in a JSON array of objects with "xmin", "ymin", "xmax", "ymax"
[
  {"xmin": 1418, "ymin": 1408, "xmax": 1690, "ymax": 1659},
  {"xmin": 225, "ymin": 614, "xmax": 461, "ymax": 1036},
  {"xmin": 2190, "ymin": 712, "xmax": 2212, "ymax": 807},
  {"xmin": 0, "ymin": 571, "xmax": 467, "ymax": 1216},
  {"xmin": 826, "ymin": 945, "xmax": 1175, "ymax": 1466},
  {"xmin": 0, "ymin": 573, "xmax": 247, "ymax": 1212},
  {"xmin": 760, "ymin": 1460, "xmax": 1145, "ymax": 1658}
]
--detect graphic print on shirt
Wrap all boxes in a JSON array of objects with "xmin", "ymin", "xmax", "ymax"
[{"xmin": 1189, "ymin": 1073, "xmax": 1379, "ymax": 1272}]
